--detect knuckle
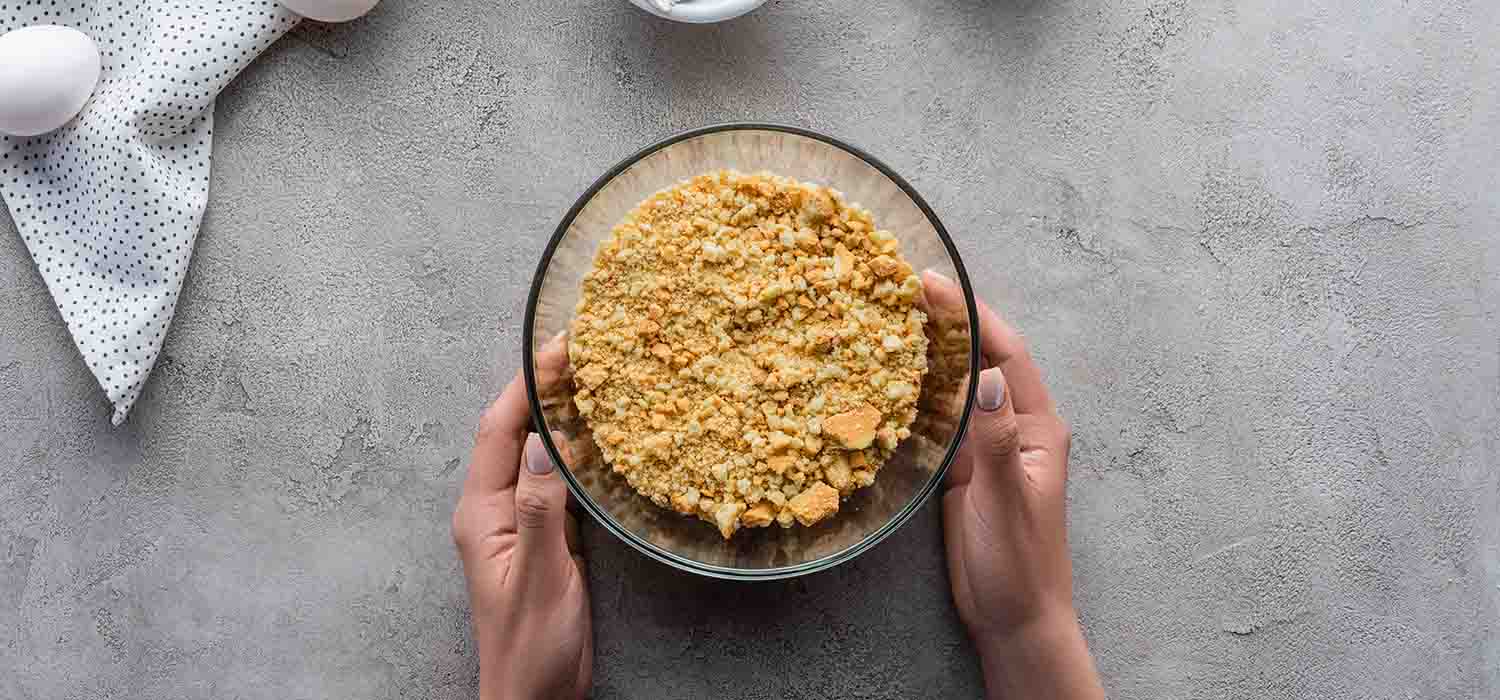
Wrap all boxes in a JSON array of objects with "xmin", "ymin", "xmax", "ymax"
[
  {"xmin": 450, "ymin": 507, "xmax": 473, "ymax": 550},
  {"xmin": 475, "ymin": 402, "xmax": 508, "ymax": 442},
  {"xmin": 1037, "ymin": 415, "xmax": 1071, "ymax": 455},
  {"xmin": 1008, "ymin": 329, "xmax": 1029, "ymax": 355},
  {"xmin": 1056, "ymin": 417, "xmax": 1073, "ymax": 450},
  {"xmin": 514, "ymin": 489, "xmax": 554, "ymax": 529},
  {"xmin": 984, "ymin": 412, "xmax": 1022, "ymax": 456}
]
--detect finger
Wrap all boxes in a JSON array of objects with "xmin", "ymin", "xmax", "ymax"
[
  {"xmin": 917, "ymin": 267, "xmax": 968, "ymax": 323},
  {"xmin": 972, "ymin": 297, "xmax": 1055, "ymax": 416},
  {"xmin": 922, "ymin": 269, "xmax": 1056, "ymax": 416},
  {"xmin": 535, "ymin": 331, "xmax": 571, "ymax": 395},
  {"xmin": 511, "ymin": 433, "xmax": 574, "ymax": 592},
  {"xmin": 960, "ymin": 367, "xmax": 1026, "ymax": 496},
  {"xmin": 463, "ymin": 373, "xmax": 531, "ymax": 497}
]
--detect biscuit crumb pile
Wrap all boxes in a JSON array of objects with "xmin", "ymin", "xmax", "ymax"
[{"xmin": 568, "ymin": 171, "xmax": 929, "ymax": 538}]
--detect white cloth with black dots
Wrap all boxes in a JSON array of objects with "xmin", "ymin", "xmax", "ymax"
[{"xmin": 0, "ymin": 2, "xmax": 299, "ymax": 425}]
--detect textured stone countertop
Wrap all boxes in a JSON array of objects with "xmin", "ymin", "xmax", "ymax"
[{"xmin": 1, "ymin": 1, "xmax": 1496, "ymax": 698}]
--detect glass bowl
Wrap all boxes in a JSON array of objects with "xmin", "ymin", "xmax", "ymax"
[{"xmin": 523, "ymin": 124, "xmax": 979, "ymax": 580}]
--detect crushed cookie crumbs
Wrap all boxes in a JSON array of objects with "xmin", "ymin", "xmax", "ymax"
[{"xmin": 568, "ymin": 171, "xmax": 929, "ymax": 538}]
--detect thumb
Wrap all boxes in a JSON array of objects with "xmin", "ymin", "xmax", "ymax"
[
  {"xmin": 965, "ymin": 367, "xmax": 1025, "ymax": 490},
  {"xmin": 511, "ymin": 432, "xmax": 573, "ymax": 592}
]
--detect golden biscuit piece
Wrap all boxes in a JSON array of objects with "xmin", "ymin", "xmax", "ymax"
[
  {"xmin": 740, "ymin": 503, "xmax": 777, "ymax": 528},
  {"xmin": 823, "ymin": 405, "xmax": 883, "ymax": 450},
  {"xmin": 787, "ymin": 481, "xmax": 840, "ymax": 527}
]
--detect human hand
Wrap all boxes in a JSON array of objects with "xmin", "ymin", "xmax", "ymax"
[
  {"xmin": 452, "ymin": 349, "xmax": 591, "ymax": 700},
  {"xmin": 925, "ymin": 271, "xmax": 1104, "ymax": 700}
]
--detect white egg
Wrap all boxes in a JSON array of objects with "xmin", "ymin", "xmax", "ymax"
[
  {"xmin": 0, "ymin": 26, "xmax": 101, "ymax": 138},
  {"xmin": 280, "ymin": 0, "xmax": 380, "ymax": 23}
]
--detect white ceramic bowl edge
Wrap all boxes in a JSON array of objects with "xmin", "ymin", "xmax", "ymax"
[{"xmin": 626, "ymin": 0, "xmax": 768, "ymax": 24}]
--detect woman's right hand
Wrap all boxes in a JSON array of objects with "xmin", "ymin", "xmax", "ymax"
[{"xmin": 925, "ymin": 270, "xmax": 1105, "ymax": 700}]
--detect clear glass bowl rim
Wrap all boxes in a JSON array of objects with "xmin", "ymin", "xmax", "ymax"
[{"xmin": 523, "ymin": 122, "xmax": 981, "ymax": 580}]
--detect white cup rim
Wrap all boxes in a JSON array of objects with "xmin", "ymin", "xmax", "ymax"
[{"xmin": 626, "ymin": 0, "xmax": 769, "ymax": 23}]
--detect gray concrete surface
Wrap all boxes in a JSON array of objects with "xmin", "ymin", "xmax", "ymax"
[{"xmin": 2, "ymin": 1, "xmax": 1497, "ymax": 698}]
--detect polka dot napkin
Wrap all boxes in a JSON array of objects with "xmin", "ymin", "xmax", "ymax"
[{"xmin": 0, "ymin": 2, "xmax": 300, "ymax": 425}]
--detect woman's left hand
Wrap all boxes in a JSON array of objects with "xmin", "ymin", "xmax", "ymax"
[{"xmin": 452, "ymin": 367, "xmax": 592, "ymax": 700}]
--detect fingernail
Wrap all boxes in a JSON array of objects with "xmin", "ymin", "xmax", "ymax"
[
  {"xmin": 978, "ymin": 368, "xmax": 1005, "ymax": 412},
  {"xmin": 524, "ymin": 433, "xmax": 555, "ymax": 475},
  {"xmin": 541, "ymin": 330, "xmax": 567, "ymax": 352},
  {"xmin": 924, "ymin": 269, "xmax": 955, "ymax": 287}
]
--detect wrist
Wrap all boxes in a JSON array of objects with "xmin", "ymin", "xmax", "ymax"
[
  {"xmin": 478, "ymin": 660, "xmax": 523, "ymax": 700},
  {"xmin": 983, "ymin": 604, "xmax": 1080, "ymax": 648},
  {"xmin": 976, "ymin": 606, "xmax": 1080, "ymax": 662},
  {"xmin": 478, "ymin": 657, "xmax": 573, "ymax": 700},
  {"xmin": 975, "ymin": 608, "xmax": 1104, "ymax": 700},
  {"xmin": 479, "ymin": 681, "xmax": 531, "ymax": 700},
  {"xmin": 478, "ymin": 671, "xmax": 504, "ymax": 700}
]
